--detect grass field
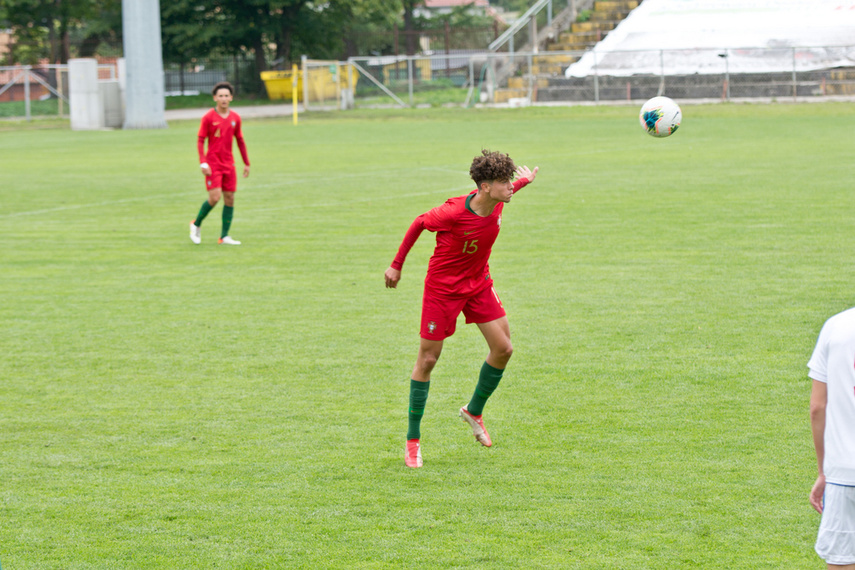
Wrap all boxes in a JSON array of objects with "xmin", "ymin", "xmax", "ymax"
[
  {"xmin": 2, "ymin": 102, "xmax": 854, "ymax": 568},
  {"xmin": 0, "ymin": 99, "xmax": 61, "ymax": 119}
]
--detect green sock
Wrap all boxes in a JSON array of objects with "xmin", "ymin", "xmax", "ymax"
[
  {"xmin": 407, "ymin": 380, "xmax": 430, "ymax": 440},
  {"xmin": 221, "ymin": 205, "xmax": 234, "ymax": 238},
  {"xmin": 194, "ymin": 201, "xmax": 214, "ymax": 226},
  {"xmin": 467, "ymin": 361, "xmax": 504, "ymax": 416}
]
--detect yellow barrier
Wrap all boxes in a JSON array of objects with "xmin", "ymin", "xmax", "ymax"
[{"xmin": 261, "ymin": 65, "xmax": 358, "ymax": 102}]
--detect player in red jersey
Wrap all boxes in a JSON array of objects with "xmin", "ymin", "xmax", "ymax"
[
  {"xmin": 385, "ymin": 150, "xmax": 538, "ymax": 468},
  {"xmin": 189, "ymin": 81, "xmax": 250, "ymax": 245}
]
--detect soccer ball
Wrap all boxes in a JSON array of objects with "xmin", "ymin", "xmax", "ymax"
[{"xmin": 639, "ymin": 96, "xmax": 682, "ymax": 138}]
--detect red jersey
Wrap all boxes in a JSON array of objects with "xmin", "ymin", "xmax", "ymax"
[
  {"xmin": 391, "ymin": 179, "xmax": 529, "ymax": 298},
  {"xmin": 197, "ymin": 109, "xmax": 250, "ymax": 168}
]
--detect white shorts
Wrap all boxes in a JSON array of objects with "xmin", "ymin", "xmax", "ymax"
[{"xmin": 816, "ymin": 483, "xmax": 855, "ymax": 565}]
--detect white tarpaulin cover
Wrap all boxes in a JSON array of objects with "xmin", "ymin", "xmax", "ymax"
[{"xmin": 565, "ymin": 0, "xmax": 855, "ymax": 77}]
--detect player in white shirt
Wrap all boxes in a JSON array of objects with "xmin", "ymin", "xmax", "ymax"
[{"xmin": 808, "ymin": 307, "xmax": 855, "ymax": 569}]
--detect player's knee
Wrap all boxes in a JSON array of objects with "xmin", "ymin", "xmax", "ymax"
[
  {"xmin": 419, "ymin": 352, "xmax": 439, "ymax": 372},
  {"xmin": 417, "ymin": 346, "xmax": 443, "ymax": 372},
  {"xmin": 494, "ymin": 342, "xmax": 513, "ymax": 362}
]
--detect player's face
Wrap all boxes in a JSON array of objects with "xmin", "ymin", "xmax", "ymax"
[
  {"xmin": 484, "ymin": 179, "xmax": 514, "ymax": 203},
  {"xmin": 213, "ymin": 89, "xmax": 233, "ymax": 111}
]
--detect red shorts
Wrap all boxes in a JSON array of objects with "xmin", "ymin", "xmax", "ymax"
[
  {"xmin": 205, "ymin": 165, "xmax": 237, "ymax": 193},
  {"xmin": 420, "ymin": 286, "xmax": 506, "ymax": 341}
]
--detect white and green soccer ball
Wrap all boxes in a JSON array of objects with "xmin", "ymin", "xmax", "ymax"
[{"xmin": 639, "ymin": 96, "xmax": 682, "ymax": 138}]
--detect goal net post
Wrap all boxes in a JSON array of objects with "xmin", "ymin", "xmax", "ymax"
[{"xmin": 300, "ymin": 57, "xmax": 357, "ymax": 111}]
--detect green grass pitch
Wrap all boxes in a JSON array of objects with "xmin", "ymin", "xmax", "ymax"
[{"xmin": 2, "ymin": 102, "xmax": 854, "ymax": 568}]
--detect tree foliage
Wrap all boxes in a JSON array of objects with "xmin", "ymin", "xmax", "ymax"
[
  {"xmin": 0, "ymin": 0, "xmax": 502, "ymax": 67},
  {"xmin": 491, "ymin": 0, "xmax": 532, "ymax": 13},
  {"xmin": 157, "ymin": 0, "xmax": 411, "ymax": 69},
  {"xmin": 0, "ymin": 0, "xmax": 120, "ymax": 64}
]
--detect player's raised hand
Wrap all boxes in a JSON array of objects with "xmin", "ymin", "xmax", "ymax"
[
  {"xmin": 385, "ymin": 267, "xmax": 401, "ymax": 289},
  {"xmin": 515, "ymin": 165, "xmax": 539, "ymax": 183}
]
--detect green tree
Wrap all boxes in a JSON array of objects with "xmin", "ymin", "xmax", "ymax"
[
  {"xmin": 74, "ymin": 2, "xmax": 121, "ymax": 57},
  {"xmin": 417, "ymin": 3, "xmax": 495, "ymax": 28},
  {"xmin": 400, "ymin": 0, "xmax": 421, "ymax": 55},
  {"xmin": 491, "ymin": 0, "xmax": 532, "ymax": 12},
  {"xmin": 161, "ymin": 0, "xmax": 222, "ymax": 65},
  {"xmin": 339, "ymin": 0, "xmax": 401, "ymax": 59},
  {"xmin": 0, "ymin": 0, "xmax": 119, "ymax": 64},
  {"xmin": 198, "ymin": 0, "xmax": 405, "ymax": 68}
]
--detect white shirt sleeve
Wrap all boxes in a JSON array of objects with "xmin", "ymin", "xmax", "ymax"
[{"xmin": 807, "ymin": 320, "xmax": 830, "ymax": 383}]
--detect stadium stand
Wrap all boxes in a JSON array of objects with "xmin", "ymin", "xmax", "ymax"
[{"xmin": 541, "ymin": 0, "xmax": 855, "ymax": 102}]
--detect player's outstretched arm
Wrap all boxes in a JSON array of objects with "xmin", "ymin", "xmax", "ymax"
[
  {"xmin": 386, "ymin": 214, "xmax": 428, "ymax": 288},
  {"xmin": 515, "ymin": 165, "xmax": 539, "ymax": 183},
  {"xmin": 385, "ymin": 267, "xmax": 401, "ymax": 288}
]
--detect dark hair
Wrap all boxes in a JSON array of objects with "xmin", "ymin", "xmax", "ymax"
[
  {"xmin": 212, "ymin": 81, "xmax": 234, "ymax": 96},
  {"xmin": 469, "ymin": 149, "xmax": 516, "ymax": 186}
]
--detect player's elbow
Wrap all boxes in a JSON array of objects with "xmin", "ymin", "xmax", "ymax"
[{"xmin": 810, "ymin": 402, "xmax": 826, "ymax": 422}]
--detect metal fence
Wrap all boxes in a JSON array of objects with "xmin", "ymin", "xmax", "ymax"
[
  {"xmin": 339, "ymin": 46, "xmax": 855, "ymax": 109},
  {"xmin": 4, "ymin": 45, "xmax": 855, "ymax": 121},
  {"xmin": 0, "ymin": 64, "xmax": 116, "ymax": 120},
  {"xmin": 163, "ymin": 56, "xmax": 265, "ymax": 97},
  {"xmin": 0, "ymin": 58, "xmax": 261, "ymax": 121},
  {"xmin": 347, "ymin": 25, "xmax": 502, "ymax": 60}
]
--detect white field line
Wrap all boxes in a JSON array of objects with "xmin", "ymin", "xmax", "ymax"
[
  {"xmin": 0, "ymin": 194, "xmax": 188, "ymax": 219},
  {"xmin": 0, "ymin": 168, "xmax": 470, "ymax": 220},
  {"xmin": 243, "ymin": 186, "xmax": 475, "ymax": 215},
  {"xmin": 2, "ymin": 153, "xmax": 578, "ymax": 220}
]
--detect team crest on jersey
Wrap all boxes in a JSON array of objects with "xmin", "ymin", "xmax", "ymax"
[
  {"xmin": 428, "ymin": 321, "xmax": 436, "ymax": 333},
  {"xmin": 497, "ymin": 215, "xmax": 502, "ymax": 227},
  {"xmin": 231, "ymin": 121, "xmax": 236, "ymax": 127}
]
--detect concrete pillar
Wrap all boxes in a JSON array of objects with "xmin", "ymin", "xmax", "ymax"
[{"xmin": 68, "ymin": 58, "xmax": 104, "ymax": 130}]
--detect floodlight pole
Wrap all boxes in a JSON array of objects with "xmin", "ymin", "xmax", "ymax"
[{"xmin": 122, "ymin": 0, "xmax": 167, "ymax": 129}]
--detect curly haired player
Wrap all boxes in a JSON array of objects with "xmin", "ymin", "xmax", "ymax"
[{"xmin": 384, "ymin": 150, "xmax": 539, "ymax": 468}]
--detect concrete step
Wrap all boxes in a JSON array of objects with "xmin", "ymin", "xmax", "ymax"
[
  {"xmin": 493, "ymin": 88, "xmax": 529, "ymax": 103},
  {"xmin": 571, "ymin": 20, "xmax": 618, "ymax": 33},
  {"xmin": 531, "ymin": 64, "xmax": 566, "ymax": 75},
  {"xmin": 549, "ymin": 40, "xmax": 597, "ymax": 51},
  {"xmin": 589, "ymin": 10, "xmax": 630, "ymax": 22},
  {"xmin": 534, "ymin": 53, "xmax": 579, "ymax": 64},
  {"xmin": 559, "ymin": 30, "xmax": 602, "ymax": 43},
  {"xmin": 594, "ymin": 0, "xmax": 639, "ymax": 11},
  {"xmin": 507, "ymin": 77, "xmax": 550, "ymax": 89}
]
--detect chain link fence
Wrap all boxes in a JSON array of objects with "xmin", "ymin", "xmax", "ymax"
[
  {"xmin": 4, "ymin": 45, "xmax": 854, "ymax": 120},
  {"xmin": 346, "ymin": 53, "xmax": 478, "ymax": 108},
  {"xmin": 343, "ymin": 46, "xmax": 855, "ymax": 108},
  {"xmin": 0, "ymin": 63, "xmax": 117, "ymax": 120},
  {"xmin": 163, "ymin": 55, "xmax": 265, "ymax": 97}
]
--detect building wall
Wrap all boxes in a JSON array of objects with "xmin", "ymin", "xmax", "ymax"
[{"xmin": 0, "ymin": 30, "xmax": 11, "ymax": 60}]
